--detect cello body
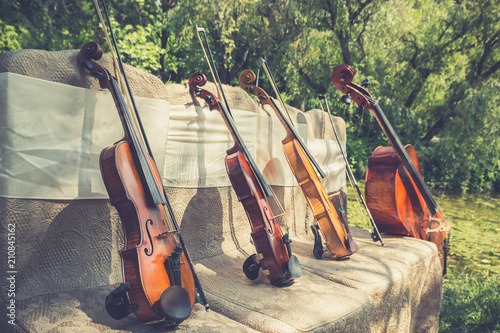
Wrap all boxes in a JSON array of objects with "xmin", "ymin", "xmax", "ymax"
[
  {"xmin": 365, "ymin": 145, "xmax": 448, "ymax": 267},
  {"xmin": 365, "ymin": 145, "xmax": 425, "ymax": 236}
]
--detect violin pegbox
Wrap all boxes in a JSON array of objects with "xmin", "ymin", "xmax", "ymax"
[
  {"xmin": 238, "ymin": 70, "xmax": 269, "ymax": 102},
  {"xmin": 78, "ymin": 42, "xmax": 109, "ymax": 87},
  {"xmin": 332, "ymin": 65, "xmax": 373, "ymax": 117},
  {"xmin": 188, "ymin": 73, "xmax": 219, "ymax": 111}
]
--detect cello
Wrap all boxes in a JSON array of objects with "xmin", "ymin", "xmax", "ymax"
[
  {"xmin": 331, "ymin": 64, "xmax": 450, "ymax": 273},
  {"xmin": 239, "ymin": 60, "xmax": 358, "ymax": 260},
  {"xmin": 189, "ymin": 28, "xmax": 301, "ymax": 285},
  {"xmin": 79, "ymin": 40, "xmax": 207, "ymax": 325}
]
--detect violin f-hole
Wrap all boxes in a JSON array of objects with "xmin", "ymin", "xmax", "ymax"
[{"xmin": 144, "ymin": 219, "xmax": 154, "ymax": 256}]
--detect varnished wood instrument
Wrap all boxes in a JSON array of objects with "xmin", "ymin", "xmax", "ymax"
[
  {"xmin": 331, "ymin": 64, "xmax": 450, "ymax": 273},
  {"xmin": 79, "ymin": 42, "xmax": 201, "ymax": 325},
  {"xmin": 239, "ymin": 60, "xmax": 358, "ymax": 260},
  {"xmin": 190, "ymin": 28, "xmax": 301, "ymax": 285}
]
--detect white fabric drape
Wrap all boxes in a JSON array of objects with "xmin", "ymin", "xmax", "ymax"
[
  {"xmin": 0, "ymin": 73, "xmax": 170, "ymax": 199},
  {"xmin": 0, "ymin": 73, "xmax": 346, "ymax": 200}
]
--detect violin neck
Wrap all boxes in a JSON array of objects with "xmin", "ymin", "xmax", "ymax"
[
  {"xmin": 219, "ymin": 102, "xmax": 273, "ymax": 198},
  {"xmin": 108, "ymin": 76, "xmax": 166, "ymax": 206},
  {"xmin": 270, "ymin": 99, "xmax": 326, "ymax": 179},
  {"xmin": 371, "ymin": 101, "xmax": 439, "ymax": 215}
]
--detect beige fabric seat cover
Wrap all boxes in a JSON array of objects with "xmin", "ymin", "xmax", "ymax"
[{"xmin": 0, "ymin": 49, "xmax": 442, "ymax": 333}]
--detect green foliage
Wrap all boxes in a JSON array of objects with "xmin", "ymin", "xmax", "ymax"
[
  {"xmin": 0, "ymin": 19, "xmax": 23, "ymax": 52},
  {"xmin": 1, "ymin": 2, "xmax": 500, "ymax": 330},
  {"xmin": 0, "ymin": 0, "xmax": 498, "ymax": 193},
  {"xmin": 419, "ymin": 80, "xmax": 500, "ymax": 193},
  {"xmin": 115, "ymin": 23, "xmax": 163, "ymax": 73},
  {"xmin": 438, "ymin": 191, "xmax": 500, "ymax": 332},
  {"xmin": 347, "ymin": 185, "xmax": 500, "ymax": 333},
  {"xmin": 440, "ymin": 274, "xmax": 500, "ymax": 332}
]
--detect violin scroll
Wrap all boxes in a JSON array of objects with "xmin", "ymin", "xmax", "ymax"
[
  {"xmin": 78, "ymin": 42, "xmax": 109, "ymax": 88},
  {"xmin": 239, "ymin": 69, "xmax": 257, "ymax": 86},
  {"xmin": 238, "ymin": 70, "xmax": 270, "ymax": 102},
  {"xmin": 188, "ymin": 73, "xmax": 219, "ymax": 111},
  {"xmin": 82, "ymin": 41, "xmax": 104, "ymax": 61},
  {"xmin": 189, "ymin": 72, "xmax": 208, "ymax": 87}
]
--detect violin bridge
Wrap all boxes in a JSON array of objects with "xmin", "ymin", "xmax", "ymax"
[
  {"xmin": 272, "ymin": 212, "xmax": 285, "ymax": 219},
  {"xmin": 157, "ymin": 230, "xmax": 179, "ymax": 239},
  {"xmin": 426, "ymin": 218, "xmax": 451, "ymax": 234}
]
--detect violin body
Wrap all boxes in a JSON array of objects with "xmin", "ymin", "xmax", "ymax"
[
  {"xmin": 189, "ymin": 72, "xmax": 301, "ymax": 285},
  {"xmin": 101, "ymin": 141, "xmax": 196, "ymax": 322},
  {"xmin": 226, "ymin": 148, "xmax": 296, "ymax": 285},
  {"xmin": 79, "ymin": 42, "xmax": 204, "ymax": 325},
  {"xmin": 282, "ymin": 137, "xmax": 358, "ymax": 257},
  {"xmin": 239, "ymin": 68, "xmax": 357, "ymax": 260}
]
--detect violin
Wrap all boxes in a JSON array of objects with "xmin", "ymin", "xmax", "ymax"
[
  {"xmin": 331, "ymin": 64, "xmax": 450, "ymax": 273},
  {"xmin": 79, "ymin": 42, "xmax": 206, "ymax": 325},
  {"xmin": 191, "ymin": 28, "xmax": 301, "ymax": 285},
  {"xmin": 239, "ymin": 61, "xmax": 358, "ymax": 260}
]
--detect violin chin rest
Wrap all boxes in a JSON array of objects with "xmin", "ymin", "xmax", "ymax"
[
  {"xmin": 159, "ymin": 285, "xmax": 192, "ymax": 322},
  {"xmin": 105, "ymin": 283, "xmax": 137, "ymax": 320},
  {"xmin": 287, "ymin": 255, "xmax": 302, "ymax": 278},
  {"xmin": 242, "ymin": 254, "xmax": 261, "ymax": 281}
]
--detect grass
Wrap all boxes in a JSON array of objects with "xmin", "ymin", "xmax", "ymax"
[{"xmin": 345, "ymin": 182, "xmax": 500, "ymax": 332}]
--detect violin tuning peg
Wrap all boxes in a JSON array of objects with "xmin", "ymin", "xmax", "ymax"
[
  {"xmin": 341, "ymin": 94, "xmax": 352, "ymax": 105},
  {"xmin": 81, "ymin": 59, "xmax": 94, "ymax": 70},
  {"xmin": 355, "ymin": 104, "xmax": 364, "ymax": 117},
  {"xmin": 91, "ymin": 70, "xmax": 105, "ymax": 80},
  {"xmin": 361, "ymin": 79, "xmax": 369, "ymax": 88}
]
